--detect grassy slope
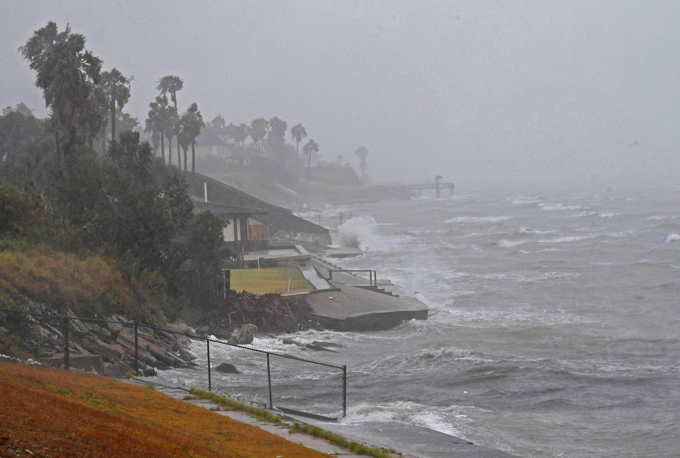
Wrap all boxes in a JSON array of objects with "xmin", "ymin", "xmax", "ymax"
[
  {"xmin": 0, "ymin": 240, "xmax": 162, "ymax": 322},
  {"xmin": 231, "ymin": 268, "xmax": 314, "ymax": 295},
  {"xmin": 0, "ymin": 360, "xmax": 330, "ymax": 457}
]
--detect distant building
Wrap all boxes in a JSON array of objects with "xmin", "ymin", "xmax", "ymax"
[{"xmin": 2, "ymin": 107, "xmax": 14, "ymax": 116}]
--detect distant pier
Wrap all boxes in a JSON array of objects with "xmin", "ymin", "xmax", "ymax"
[{"xmin": 393, "ymin": 175, "xmax": 455, "ymax": 197}]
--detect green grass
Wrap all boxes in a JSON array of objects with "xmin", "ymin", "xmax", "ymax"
[
  {"xmin": 290, "ymin": 422, "xmax": 395, "ymax": 458},
  {"xmin": 189, "ymin": 389, "xmax": 396, "ymax": 458},
  {"xmin": 230, "ymin": 268, "xmax": 313, "ymax": 295},
  {"xmin": 189, "ymin": 388, "xmax": 281, "ymax": 423}
]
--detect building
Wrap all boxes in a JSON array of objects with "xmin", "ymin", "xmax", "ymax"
[
  {"xmin": 185, "ymin": 172, "xmax": 331, "ymax": 247},
  {"xmin": 192, "ymin": 199, "xmax": 268, "ymax": 262}
]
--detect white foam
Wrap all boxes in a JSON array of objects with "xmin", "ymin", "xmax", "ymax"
[
  {"xmin": 519, "ymin": 248, "xmax": 562, "ymax": 253},
  {"xmin": 648, "ymin": 216, "xmax": 666, "ymax": 220},
  {"xmin": 337, "ymin": 216, "xmax": 385, "ymax": 250},
  {"xmin": 665, "ymin": 233, "xmax": 680, "ymax": 243},
  {"xmin": 498, "ymin": 239, "xmax": 527, "ymax": 247},
  {"xmin": 445, "ymin": 216, "xmax": 512, "ymax": 223},
  {"xmin": 538, "ymin": 235, "xmax": 598, "ymax": 243},
  {"xmin": 599, "ymin": 212, "xmax": 621, "ymax": 218},
  {"xmin": 539, "ymin": 203, "xmax": 582, "ymax": 211},
  {"xmin": 511, "ymin": 196, "xmax": 543, "ymax": 205}
]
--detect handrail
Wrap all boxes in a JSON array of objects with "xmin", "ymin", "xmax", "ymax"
[{"xmin": 327, "ymin": 269, "xmax": 377, "ymax": 288}]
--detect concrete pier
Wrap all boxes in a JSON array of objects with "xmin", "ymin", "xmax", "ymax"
[{"xmin": 304, "ymin": 258, "xmax": 429, "ymax": 331}]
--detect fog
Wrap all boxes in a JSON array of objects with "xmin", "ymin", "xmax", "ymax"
[{"xmin": 2, "ymin": 0, "xmax": 679, "ymax": 191}]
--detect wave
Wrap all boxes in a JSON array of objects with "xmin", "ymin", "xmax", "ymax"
[
  {"xmin": 445, "ymin": 216, "xmax": 512, "ymax": 223},
  {"xmin": 517, "ymin": 227, "xmax": 556, "ymax": 235},
  {"xmin": 511, "ymin": 196, "xmax": 543, "ymax": 205},
  {"xmin": 648, "ymin": 216, "xmax": 666, "ymax": 220},
  {"xmin": 599, "ymin": 212, "xmax": 622, "ymax": 218},
  {"xmin": 519, "ymin": 248, "xmax": 563, "ymax": 253},
  {"xmin": 539, "ymin": 203, "xmax": 583, "ymax": 211},
  {"xmin": 498, "ymin": 239, "xmax": 527, "ymax": 247},
  {"xmin": 666, "ymin": 233, "xmax": 680, "ymax": 243},
  {"xmin": 337, "ymin": 216, "xmax": 389, "ymax": 250},
  {"xmin": 538, "ymin": 235, "xmax": 598, "ymax": 243}
]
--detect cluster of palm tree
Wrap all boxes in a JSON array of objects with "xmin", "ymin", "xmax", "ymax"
[{"xmin": 144, "ymin": 76, "xmax": 205, "ymax": 172}]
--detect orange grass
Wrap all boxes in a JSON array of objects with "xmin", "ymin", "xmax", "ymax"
[{"xmin": 0, "ymin": 361, "xmax": 330, "ymax": 457}]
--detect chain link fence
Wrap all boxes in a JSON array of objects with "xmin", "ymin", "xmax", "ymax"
[{"xmin": 0, "ymin": 307, "xmax": 346, "ymax": 420}]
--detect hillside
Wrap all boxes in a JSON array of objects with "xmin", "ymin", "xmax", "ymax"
[{"xmin": 0, "ymin": 360, "xmax": 329, "ymax": 457}]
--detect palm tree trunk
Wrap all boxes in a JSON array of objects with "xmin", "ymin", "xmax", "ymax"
[
  {"xmin": 177, "ymin": 138, "xmax": 180, "ymax": 166},
  {"xmin": 168, "ymin": 136, "xmax": 173, "ymax": 165},
  {"xmin": 111, "ymin": 98, "xmax": 116, "ymax": 143},
  {"xmin": 305, "ymin": 155, "xmax": 311, "ymax": 195},
  {"xmin": 183, "ymin": 147, "xmax": 187, "ymax": 171},
  {"xmin": 191, "ymin": 142, "xmax": 195, "ymax": 173},
  {"xmin": 160, "ymin": 133, "xmax": 165, "ymax": 163}
]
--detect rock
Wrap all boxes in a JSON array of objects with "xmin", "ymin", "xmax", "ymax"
[
  {"xmin": 195, "ymin": 326, "xmax": 210, "ymax": 335},
  {"xmin": 143, "ymin": 367, "xmax": 157, "ymax": 376},
  {"xmin": 209, "ymin": 326, "xmax": 232, "ymax": 341},
  {"xmin": 311, "ymin": 341, "xmax": 343, "ymax": 348},
  {"xmin": 228, "ymin": 324, "xmax": 258, "ymax": 345},
  {"xmin": 0, "ymin": 326, "xmax": 6, "ymax": 336},
  {"xmin": 305, "ymin": 343, "xmax": 336, "ymax": 352},
  {"xmin": 214, "ymin": 362, "xmax": 239, "ymax": 374},
  {"xmin": 105, "ymin": 361, "xmax": 133, "ymax": 377},
  {"xmin": 171, "ymin": 341, "xmax": 197, "ymax": 362},
  {"xmin": 282, "ymin": 338, "xmax": 296, "ymax": 345}
]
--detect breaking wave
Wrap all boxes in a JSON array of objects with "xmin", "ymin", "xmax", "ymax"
[
  {"xmin": 445, "ymin": 216, "xmax": 512, "ymax": 223},
  {"xmin": 665, "ymin": 233, "xmax": 680, "ymax": 243}
]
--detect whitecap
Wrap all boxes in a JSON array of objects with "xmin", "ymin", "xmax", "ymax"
[
  {"xmin": 498, "ymin": 239, "xmax": 527, "ymax": 247},
  {"xmin": 445, "ymin": 216, "xmax": 512, "ymax": 223},
  {"xmin": 539, "ymin": 203, "xmax": 582, "ymax": 211},
  {"xmin": 538, "ymin": 235, "xmax": 598, "ymax": 243},
  {"xmin": 665, "ymin": 233, "xmax": 680, "ymax": 243},
  {"xmin": 599, "ymin": 212, "xmax": 621, "ymax": 218}
]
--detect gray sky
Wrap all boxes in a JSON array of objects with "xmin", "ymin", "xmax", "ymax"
[{"xmin": 2, "ymin": 0, "xmax": 679, "ymax": 190}]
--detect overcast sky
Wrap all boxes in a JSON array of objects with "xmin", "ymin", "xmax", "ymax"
[{"xmin": 2, "ymin": 0, "xmax": 679, "ymax": 191}]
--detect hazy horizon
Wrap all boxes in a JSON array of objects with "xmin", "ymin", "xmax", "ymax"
[{"xmin": 2, "ymin": 0, "xmax": 679, "ymax": 192}]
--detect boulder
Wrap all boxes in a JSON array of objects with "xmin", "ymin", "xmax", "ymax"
[
  {"xmin": 105, "ymin": 361, "xmax": 134, "ymax": 377},
  {"xmin": 195, "ymin": 326, "xmax": 210, "ymax": 335},
  {"xmin": 171, "ymin": 341, "xmax": 197, "ymax": 362},
  {"xmin": 209, "ymin": 326, "xmax": 232, "ymax": 341},
  {"xmin": 282, "ymin": 338, "xmax": 296, "ymax": 345},
  {"xmin": 311, "ymin": 341, "xmax": 343, "ymax": 348},
  {"xmin": 214, "ymin": 362, "xmax": 239, "ymax": 374},
  {"xmin": 229, "ymin": 324, "xmax": 258, "ymax": 345},
  {"xmin": 305, "ymin": 343, "xmax": 336, "ymax": 353}
]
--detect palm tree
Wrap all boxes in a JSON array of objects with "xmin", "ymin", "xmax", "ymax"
[
  {"xmin": 100, "ymin": 68, "xmax": 132, "ymax": 142},
  {"xmin": 249, "ymin": 118, "xmax": 269, "ymax": 153},
  {"xmin": 145, "ymin": 95, "xmax": 173, "ymax": 163},
  {"xmin": 302, "ymin": 139, "xmax": 319, "ymax": 194},
  {"xmin": 290, "ymin": 123, "xmax": 307, "ymax": 169},
  {"xmin": 355, "ymin": 146, "xmax": 369, "ymax": 178},
  {"xmin": 177, "ymin": 103, "xmax": 204, "ymax": 172},
  {"xmin": 157, "ymin": 75, "xmax": 184, "ymax": 165},
  {"xmin": 20, "ymin": 21, "xmax": 103, "ymax": 158}
]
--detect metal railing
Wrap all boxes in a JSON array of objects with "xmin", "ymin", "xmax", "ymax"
[
  {"xmin": 328, "ymin": 269, "xmax": 377, "ymax": 288},
  {"xmin": 0, "ymin": 307, "xmax": 346, "ymax": 420}
]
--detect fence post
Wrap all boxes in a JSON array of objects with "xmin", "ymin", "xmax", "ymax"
[
  {"xmin": 342, "ymin": 365, "xmax": 347, "ymax": 418},
  {"xmin": 207, "ymin": 339, "xmax": 212, "ymax": 392},
  {"xmin": 267, "ymin": 353, "xmax": 273, "ymax": 409},
  {"xmin": 63, "ymin": 317, "xmax": 70, "ymax": 371},
  {"xmin": 134, "ymin": 321, "xmax": 139, "ymax": 376}
]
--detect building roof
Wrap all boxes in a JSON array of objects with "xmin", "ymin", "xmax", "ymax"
[{"xmin": 192, "ymin": 199, "xmax": 267, "ymax": 217}]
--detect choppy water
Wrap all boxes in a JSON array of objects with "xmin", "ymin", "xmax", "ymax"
[{"xmin": 265, "ymin": 190, "xmax": 680, "ymax": 457}]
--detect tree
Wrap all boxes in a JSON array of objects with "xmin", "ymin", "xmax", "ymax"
[
  {"xmin": 185, "ymin": 103, "xmax": 204, "ymax": 173},
  {"xmin": 20, "ymin": 22, "xmax": 104, "ymax": 158},
  {"xmin": 15, "ymin": 103, "xmax": 34, "ymax": 117},
  {"xmin": 266, "ymin": 116, "xmax": 287, "ymax": 163},
  {"xmin": 100, "ymin": 68, "xmax": 132, "ymax": 142},
  {"xmin": 248, "ymin": 118, "xmax": 268, "ymax": 153},
  {"xmin": 355, "ymin": 146, "xmax": 369, "ymax": 178},
  {"xmin": 337, "ymin": 155, "xmax": 344, "ymax": 165},
  {"xmin": 290, "ymin": 123, "xmax": 307, "ymax": 169},
  {"xmin": 106, "ymin": 131, "xmax": 154, "ymax": 189},
  {"xmin": 157, "ymin": 75, "xmax": 184, "ymax": 165},
  {"xmin": 302, "ymin": 139, "xmax": 319, "ymax": 194}
]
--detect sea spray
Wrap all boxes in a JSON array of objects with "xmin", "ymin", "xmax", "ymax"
[{"xmin": 338, "ymin": 216, "xmax": 382, "ymax": 250}]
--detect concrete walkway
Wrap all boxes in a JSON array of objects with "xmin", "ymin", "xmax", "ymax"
[
  {"xmin": 298, "ymin": 263, "xmax": 334, "ymax": 290},
  {"xmin": 124, "ymin": 376, "xmax": 520, "ymax": 458},
  {"xmin": 306, "ymin": 258, "xmax": 428, "ymax": 331},
  {"xmin": 123, "ymin": 377, "xmax": 384, "ymax": 458}
]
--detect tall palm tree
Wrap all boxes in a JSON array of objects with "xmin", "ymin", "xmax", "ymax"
[
  {"xmin": 20, "ymin": 21, "xmax": 103, "ymax": 158},
  {"xmin": 290, "ymin": 123, "xmax": 307, "ymax": 169},
  {"xmin": 100, "ymin": 68, "xmax": 132, "ymax": 142},
  {"xmin": 157, "ymin": 75, "xmax": 184, "ymax": 165},
  {"xmin": 355, "ymin": 146, "xmax": 369, "ymax": 178},
  {"xmin": 303, "ymin": 139, "xmax": 319, "ymax": 194},
  {"xmin": 249, "ymin": 118, "xmax": 269, "ymax": 153}
]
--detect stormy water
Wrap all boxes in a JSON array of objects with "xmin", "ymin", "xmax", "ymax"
[{"xmin": 255, "ymin": 189, "xmax": 680, "ymax": 457}]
